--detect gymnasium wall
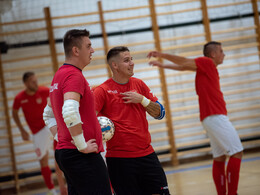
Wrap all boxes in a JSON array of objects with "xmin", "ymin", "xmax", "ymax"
[{"xmin": 0, "ymin": 0, "xmax": 260, "ymax": 192}]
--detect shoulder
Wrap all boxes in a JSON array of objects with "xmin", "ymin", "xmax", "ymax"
[
  {"xmin": 38, "ymin": 86, "xmax": 49, "ymax": 92},
  {"xmin": 130, "ymin": 77, "xmax": 144, "ymax": 84},
  {"xmin": 131, "ymin": 77, "xmax": 148, "ymax": 87},
  {"xmin": 93, "ymin": 79, "xmax": 111, "ymax": 93},
  {"xmin": 38, "ymin": 86, "xmax": 49, "ymax": 96},
  {"xmin": 15, "ymin": 90, "xmax": 26, "ymax": 99},
  {"xmin": 64, "ymin": 69, "xmax": 85, "ymax": 84},
  {"xmin": 195, "ymin": 57, "xmax": 214, "ymax": 65},
  {"xmin": 195, "ymin": 57, "xmax": 215, "ymax": 71},
  {"xmin": 60, "ymin": 65, "xmax": 83, "ymax": 77},
  {"xmin": 13, "ymin": 91, "xmax": 26, "ymax": 106},
  {"xmin": 98, "ymin": 78, "xmax": 113, "ymax": 89}
]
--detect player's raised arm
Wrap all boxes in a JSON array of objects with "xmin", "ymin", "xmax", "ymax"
[
  {"xmin": 147, "ymin": 51, "xmax": 197, "ymax": 71},
  {"xmin": 148, "ymin": 60, "xmax": 186, "ymax": 71}
]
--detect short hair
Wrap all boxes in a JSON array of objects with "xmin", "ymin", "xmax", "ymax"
[
  {"xmin": 107, "ymin": 46, "xmax": 129, "ymax": 64},
  {"xmin": 23, "ymin": 72, "xmax": 35, "ymax": 83},
  {"xmin": 203, "ymin": 41, "xmax": 221, "ymax": 57},
  {"xmin": 63, "ymin": 29, "xmax": 90, "ymax": 58}
]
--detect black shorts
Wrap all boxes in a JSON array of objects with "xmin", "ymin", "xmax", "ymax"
[
  {"xmin": 106, "ymin": 152, "xmax": 170, "ymax": 195},
  {"xmin": 55, "ymin": 149, "xmax": 112, "ymax": 195}
]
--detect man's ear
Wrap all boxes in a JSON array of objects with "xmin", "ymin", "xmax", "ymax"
[
  {"xmin": 111, "ymin": 61, "xmax": 117, "ymax": 70},
  {"xmin": 210, "ymin": 50, "xmax": 217, "ymax": 58},
  {"xmin": 72, "ymin": 46, "xmax": 79, "ymax": 57}
]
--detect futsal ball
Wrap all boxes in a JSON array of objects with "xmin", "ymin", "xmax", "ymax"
[{"xmin": 97, "ymin": 116, "xmax": 115, "ymax": 142}]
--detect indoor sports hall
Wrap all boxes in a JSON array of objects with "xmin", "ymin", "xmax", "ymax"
[{"xmin": 0, "ymin": 0, "xmax": 260, "ymax": 194}]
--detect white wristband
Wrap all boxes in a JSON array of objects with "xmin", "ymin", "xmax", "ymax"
[
  {"xmin": 72, "ymin": 133, "xmax": 87, "ymax": 151},
  {"xmin": 141, "ymin": 96, "xmax": 151, "ymax": 107}
]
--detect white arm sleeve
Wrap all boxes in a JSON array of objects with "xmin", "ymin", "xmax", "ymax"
[
  {"xmin": 62, "ymin": 99, "xmax": 82, "ymax": 128},
  {"xmin": 43, "ymin": 104, "xmax": 57, "ymax": 128}
]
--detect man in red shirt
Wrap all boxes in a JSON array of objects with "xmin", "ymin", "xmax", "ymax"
[
  {"xmin": 147, "ymin": 41, "xmax": 243, "ymax": 195},
  {"xmin": 12, "ymin": 72, "xmax": 67, "ymax": 195},
  {"xmin": 47, "ymin": 29, "xmax": 112, "ymax": 195},
  {"xmin": 94, "ymin": 46, "xmax": 169, "ymax": 195}
]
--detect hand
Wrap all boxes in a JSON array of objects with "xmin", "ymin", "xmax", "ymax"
[
  {"xmin": 59, "ymin": 185, "xmax": 68, "ymax": 195},
  {"xmin": 149, "ymin": 60, "xmax": 164, "ymax": 68},
  {"xmin": 121, "ymin": 91, "xmax": 143, "ymax": 104},
  {"xmin": 147, "ymin": 51, "xmax": 162, "ymax": 58},
  {"xmin": 21, "ymin": 129, "xmax": 30, "ymax": 141},
  {"xmin": 80, "ymin": 139, "xmax": 98, "ymax": 154}
]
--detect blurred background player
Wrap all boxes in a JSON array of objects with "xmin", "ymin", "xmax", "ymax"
[
  {"xmin": 47, "ymin": 29, "xmax": 112, "ymax": 194},
  {"xmin": 94, "ymin": 46, "xmax": 170, "ymax": 195},
  {"xmin": 147, "ymin": 41, "xmax": 243, "ymax": 195},
  {"xmin": 12, "ymin": 72, "xmax": 67, "ymax": 195}
]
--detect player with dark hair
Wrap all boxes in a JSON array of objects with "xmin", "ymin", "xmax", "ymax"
[
  {"xmin": 147, "ymin": 41, "xmax": 243, "ymax": 195},
  {"xmin": 45, "ymin": 29, "xmax": 112, "ymax": 194},
  {"xmin": 94, "ymin": 46, "xmax": 169, "ymax": 195},
  {"xmin": 13, "ymin": 72, "xmax": 67, "ymax": 195}
]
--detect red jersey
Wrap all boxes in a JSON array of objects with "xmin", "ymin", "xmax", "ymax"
[
  {"xmin": 195, "ymin": 57, "xmax": 227, "ymax": 121},
  {"xmin": 13, "ymin": 86, "xmax": 49, "ymax": 134},
  {"xmin": 49, "ymin": 64, "xmax": 103, "ymax": 151},
  {"xmin": 94, "ymin": 77, "xmax": 158, "ymax": 158}
]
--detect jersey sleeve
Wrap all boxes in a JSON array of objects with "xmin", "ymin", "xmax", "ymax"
[
  {"xmin": 41, "ymin": 86, "xmax": 50, "ymax": 98},
  {"xmin": 13, "ymin": 95, "xmax": 21, "ymax": 110},
  {"xmin": 62, "ymin": 73, "xmax": 85, "ymax": 96},
  {"xmin": 141, "ymin": 80, "xmax": 158, "ymax": 102},
  {"xmin": 93, "ymin": 86, "xmax": 106, "ymax": 113},
  {"xmin": 195, "ymin": 57, "xmax": 215, "ymax": 74}
]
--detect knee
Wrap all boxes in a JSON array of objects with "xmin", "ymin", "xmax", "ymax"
[
  {"xmin": 231, "ymin": 151, "xmax": 243, "ymax": 159},
  {"xmin": 40, "ymin": 154, "xmax": 49, "ymax": 167},
  {"xmin": 214, "ymin": 155, "xmax": 226, "ymax": 162}
]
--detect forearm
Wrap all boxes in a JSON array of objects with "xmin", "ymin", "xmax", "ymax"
[
  {"xmin": 145, "ymin": 101, "xmax": 160, "ymax": 118},
  {"xmin": 12, "ymin": 110, "xmax": 25, "ymax": 131},
  {"xmin": 161, "ymin": 53, "xmax": 187, "ymax": 65},
  {"xmin": 161, "ymin": 53, "xmax": 196, "ymax": 70},
  {"xmin": 68, "ymin": 123, "xmax": 83, "ymax": 137},
  {"xmin": 163, "ymin": 63, "xmax": 185, "ymax": 71}
]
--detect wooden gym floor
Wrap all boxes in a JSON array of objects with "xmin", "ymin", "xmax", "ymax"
[{"xmin": 2, "ymin": 150, "xmax": 260, "ymax": 195}]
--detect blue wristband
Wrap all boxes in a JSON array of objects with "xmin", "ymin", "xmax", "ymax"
[{"xmin": 155, "ymin": 101, "xmax": 165, "ymax": 120}]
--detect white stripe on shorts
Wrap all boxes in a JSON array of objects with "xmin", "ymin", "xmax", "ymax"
[{"xmin": 202, "ymin": 115, "xmax": 243, "ymax": 158}]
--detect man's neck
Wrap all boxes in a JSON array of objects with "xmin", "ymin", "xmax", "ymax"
[
  {"xmin": 25, "ymin": 89, "xmax": 36, "ymax": 96},
  {"xmin": 112, "ymin": 76, "xmax": 129, "ymax": 84},
  {"xmin": 65, "ymin": 59, "xmax": 84, "ymax": 70}
]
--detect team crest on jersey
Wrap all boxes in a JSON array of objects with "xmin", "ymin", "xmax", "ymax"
[
  {"xmin": 50, "ymin": 83, "xmax": 58, "ymax": 92},
  {"xmin": 36, "ymin": 98, "xmax": 42, "ymax": 104}
]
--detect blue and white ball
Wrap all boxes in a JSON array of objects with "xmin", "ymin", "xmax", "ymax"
[{"xmin": 97, "ymin": 116, "xmax": 115, "ymax": 142}]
